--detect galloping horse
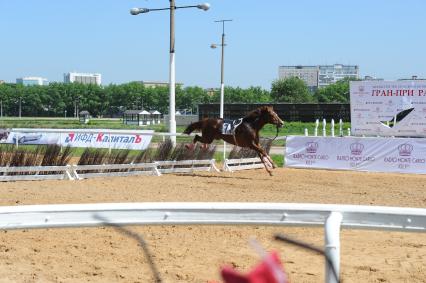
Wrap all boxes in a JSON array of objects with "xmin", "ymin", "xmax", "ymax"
[{"xmin": 184, "ymin": 106, "xmax": 284, "ymax": 175}]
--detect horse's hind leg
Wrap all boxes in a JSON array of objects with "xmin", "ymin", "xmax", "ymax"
[
  {"xmin": 186, "ymin": 134, "xmax": 202, "ymax": 150},
  {"xmin": 196, "ymin": 133, "xmax": 214, "ymax": 146},
  {"xmin": 186, "ymin": 134, "xmax": 213, "ymax": 150}
]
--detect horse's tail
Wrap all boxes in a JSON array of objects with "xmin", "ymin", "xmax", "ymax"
[{"xmin": 183, "ymin": 120, "xmax": 203, "ymax": 135}]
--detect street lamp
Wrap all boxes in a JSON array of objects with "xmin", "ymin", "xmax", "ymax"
[
  {"xmin": 130, "ymin": 1, "xmax": 210, "ymax": 145},
  {"xmin": 211, "ymin": 19, "xmax": 232, "ymax": 119},
  {"xmin": 74, "ymin": 95, "xmax": 81, "ymax": 119}
]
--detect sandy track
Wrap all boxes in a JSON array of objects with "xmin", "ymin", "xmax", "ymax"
[{"xmin": 0, "ymin": 168, "xmax": 425, "ymax": 282}]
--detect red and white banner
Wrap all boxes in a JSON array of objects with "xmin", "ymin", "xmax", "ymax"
[
  {"xmin": 285, "ymin": 136, "xmax": 426, "ymax": 174},
  {"xmin": 1, "ymin": 129, "xmax": 153, "ymax": 150},
  {"xmin": 350, "ymin": 80, "xmax": 426, "ymax": 137}
]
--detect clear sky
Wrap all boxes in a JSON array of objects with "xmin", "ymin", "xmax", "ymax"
[{"xmin": 1, "ymin": 0, "xmax": 425, "ymax": 89}]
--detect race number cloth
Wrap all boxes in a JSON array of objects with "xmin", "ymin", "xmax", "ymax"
[
  {"xmin": 285, "ymin": 136, "xmax": 426, "ymax": 174},
  {"xmin": 350, "ymin": 80, "xmax": 426, "ymax": 137},
  {"xmin": 222, "ymin": 118, "xmax": 243, "ymax": 135},
  {"xmin": 3, "ymin": 129, "xmax": 154, "ymax": 150}
]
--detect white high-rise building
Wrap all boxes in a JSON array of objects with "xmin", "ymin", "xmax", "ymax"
[
  {"xmin": 318, "ymin": 64, "xmax": 359, "ymax": 87},
  {"xmin": 279, "ymin": 64, "xmax": 359, "ymax": 90},
  {"xmin": 278, "ymin": 65, "xmax": 319, "ymax": 92},
  {"xmin": 64, "ymin": 72, "xmax": 101, "ymax": 85}
]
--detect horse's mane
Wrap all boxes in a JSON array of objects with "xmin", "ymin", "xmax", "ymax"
[{"xmin": 243, "ymin": 106, "xmax": 271, "ymax": 122}]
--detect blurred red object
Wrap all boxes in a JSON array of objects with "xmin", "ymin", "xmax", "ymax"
[{"xmin": 219, "ymin": 251, "xmax": 288, "ymax": 283}]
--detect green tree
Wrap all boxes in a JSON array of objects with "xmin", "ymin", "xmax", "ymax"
[
  {"xmin": 177, "ymin": 86, "xmax": 210, "ymax": 113},
  {"xmin": 271, "ymin": 77, "xmax": 313, "ymax": 103},
  {"xmin": 314, "ymin": 77, "xmax": 357, "ymax": 103},
  {"xmin": 210, "ymin": 86, "xmax": 271, "ymax": 103}
]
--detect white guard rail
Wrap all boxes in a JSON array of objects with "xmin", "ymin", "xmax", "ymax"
[{"xmin": 0, "ymin": 202, "xmax": 424, "ymax": 283}]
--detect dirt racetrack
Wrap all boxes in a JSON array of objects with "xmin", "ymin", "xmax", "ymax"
[{"xmin": 0, "ymin": 168, "xmax": 425, "ymax": 282}]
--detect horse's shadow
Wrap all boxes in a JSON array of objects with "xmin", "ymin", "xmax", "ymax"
[{"xmin": 178, "ymin": 172, "xmax": 264, "ymax": 181}]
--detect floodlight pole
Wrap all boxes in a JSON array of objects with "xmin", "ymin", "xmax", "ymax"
[
  {"xmin": 219, "ymin": 24, "xmax": 225, "ymax": 119},
  {"xmin": 169, "ymin": 0, "xmax": 177, "ymax": 145},
  {"xmin": 214, "ymin": 19, "xmax": 232, "ymax": 119},
  {"xmin": 213, "ymin": 19, "xmax": 232, "ymax": 161},
  {"xmin": 130, "ymin": 1, "xmax": 210, "ymax": 146}
]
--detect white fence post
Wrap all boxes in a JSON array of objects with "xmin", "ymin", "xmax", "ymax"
[
  {"xmin": 108, "ymin": 133, "xmax": 112, "ymax": 154},
  {"xmin": 314, "ymin": 119, "xmax": 319, "ymax": 137},
  {"xmin": 59, "ymin": 132, "xmax": 63, "ymax": 152},
  {"xmin": 304, "ymin": 128, "xmax": 308, "ymax": 136},
  {"xmin": 339, "ymin": 119, "xmax": 343, "ymax": 137},
  {"xmin": 325, "ymin": 212, "xmax": 342, "ymax": 283},
  {"xmin": 331, "ymin": 119, "xmax": 335, "ymax": 137},
  {"xmin": 347, "ymin": 128, "xmax": 351, "ymax": 136},
  {"xmin": 322, "ymin": 119, "xmax": 327, "ymax": 137}
]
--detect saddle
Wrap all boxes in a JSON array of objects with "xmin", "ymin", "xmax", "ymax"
[{"xmin": 222, "ymin": 118, "xmax": 243, "ymax": 135}]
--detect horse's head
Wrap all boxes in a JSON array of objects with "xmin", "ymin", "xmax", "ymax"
[{"xmin": 260, "ymin": 106, "xmax": 284, "ymax": 128}]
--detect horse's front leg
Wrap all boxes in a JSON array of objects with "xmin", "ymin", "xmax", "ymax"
[
  {"xmin": 251, "ymin": 142, "xmax": 276, "ymax": 168},
  {"xmin": 258, "ymin": 145, "xmax": 277, "ymax": 169},
  {"xmin": 250, "ymin": 143, "xmax": 273, "ymax": 176},
  {"xmin": 265, "ymin": 154, "xmax": 276, "ymax": 169},
  {"xmin": 257, "ymin": 152, "xmax": 273, "ymax": 176}
]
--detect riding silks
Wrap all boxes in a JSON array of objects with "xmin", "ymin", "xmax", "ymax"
[{"xmin": 210, "ymin": 251, "xmax": 289, "ymax": 283}]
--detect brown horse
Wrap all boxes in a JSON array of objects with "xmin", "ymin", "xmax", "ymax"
[{"xmin": 184, "ymin": 106, "xmax": 284, "ymax": 175}]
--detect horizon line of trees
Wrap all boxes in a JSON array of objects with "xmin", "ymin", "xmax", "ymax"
[{"xmin": 0, "ymin": 77, "xmax": 355, "ymax": 117}]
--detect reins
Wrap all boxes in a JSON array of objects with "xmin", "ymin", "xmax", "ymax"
[
  {"xmin": 271, "ymin": 125, "xmax": 280, "ymax": 141},
  {"xmin": 265, "ymin": 124, "xmax": 280, "ymax": 143}
]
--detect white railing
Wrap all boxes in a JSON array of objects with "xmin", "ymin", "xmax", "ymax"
[
  {"xmin": 223, "ymin": 157, "xmax": 264, "ymax": 172},
  {"xmin": 0, "ymin": 165, "xmax": 74, "ymax": 181},
  {"xmin": 72, "ymin": 163, "xmax": 161, "ymax": 179},
  {"xmin": 156, "ymin": 159, "xmax": 219, "ymax": 174},
  {"xmin": 10, "ymin": 128, "xmax": 176, "ymax": 136},
  {"xmin": 0, "ymin": 202, "xmax": 424, "ymax": 283}
]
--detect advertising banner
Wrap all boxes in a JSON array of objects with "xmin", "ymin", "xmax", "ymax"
[
  {"xmin": 1, "ymin": 129, "xmax": 154, "ymax": 150},
  {"xmin": 350, "ymin": 80, "xmax": 426, "ymax": 137},
  {"xmin": 285, "ymin": 136, "xmax": 426, "ymax": 174}
]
